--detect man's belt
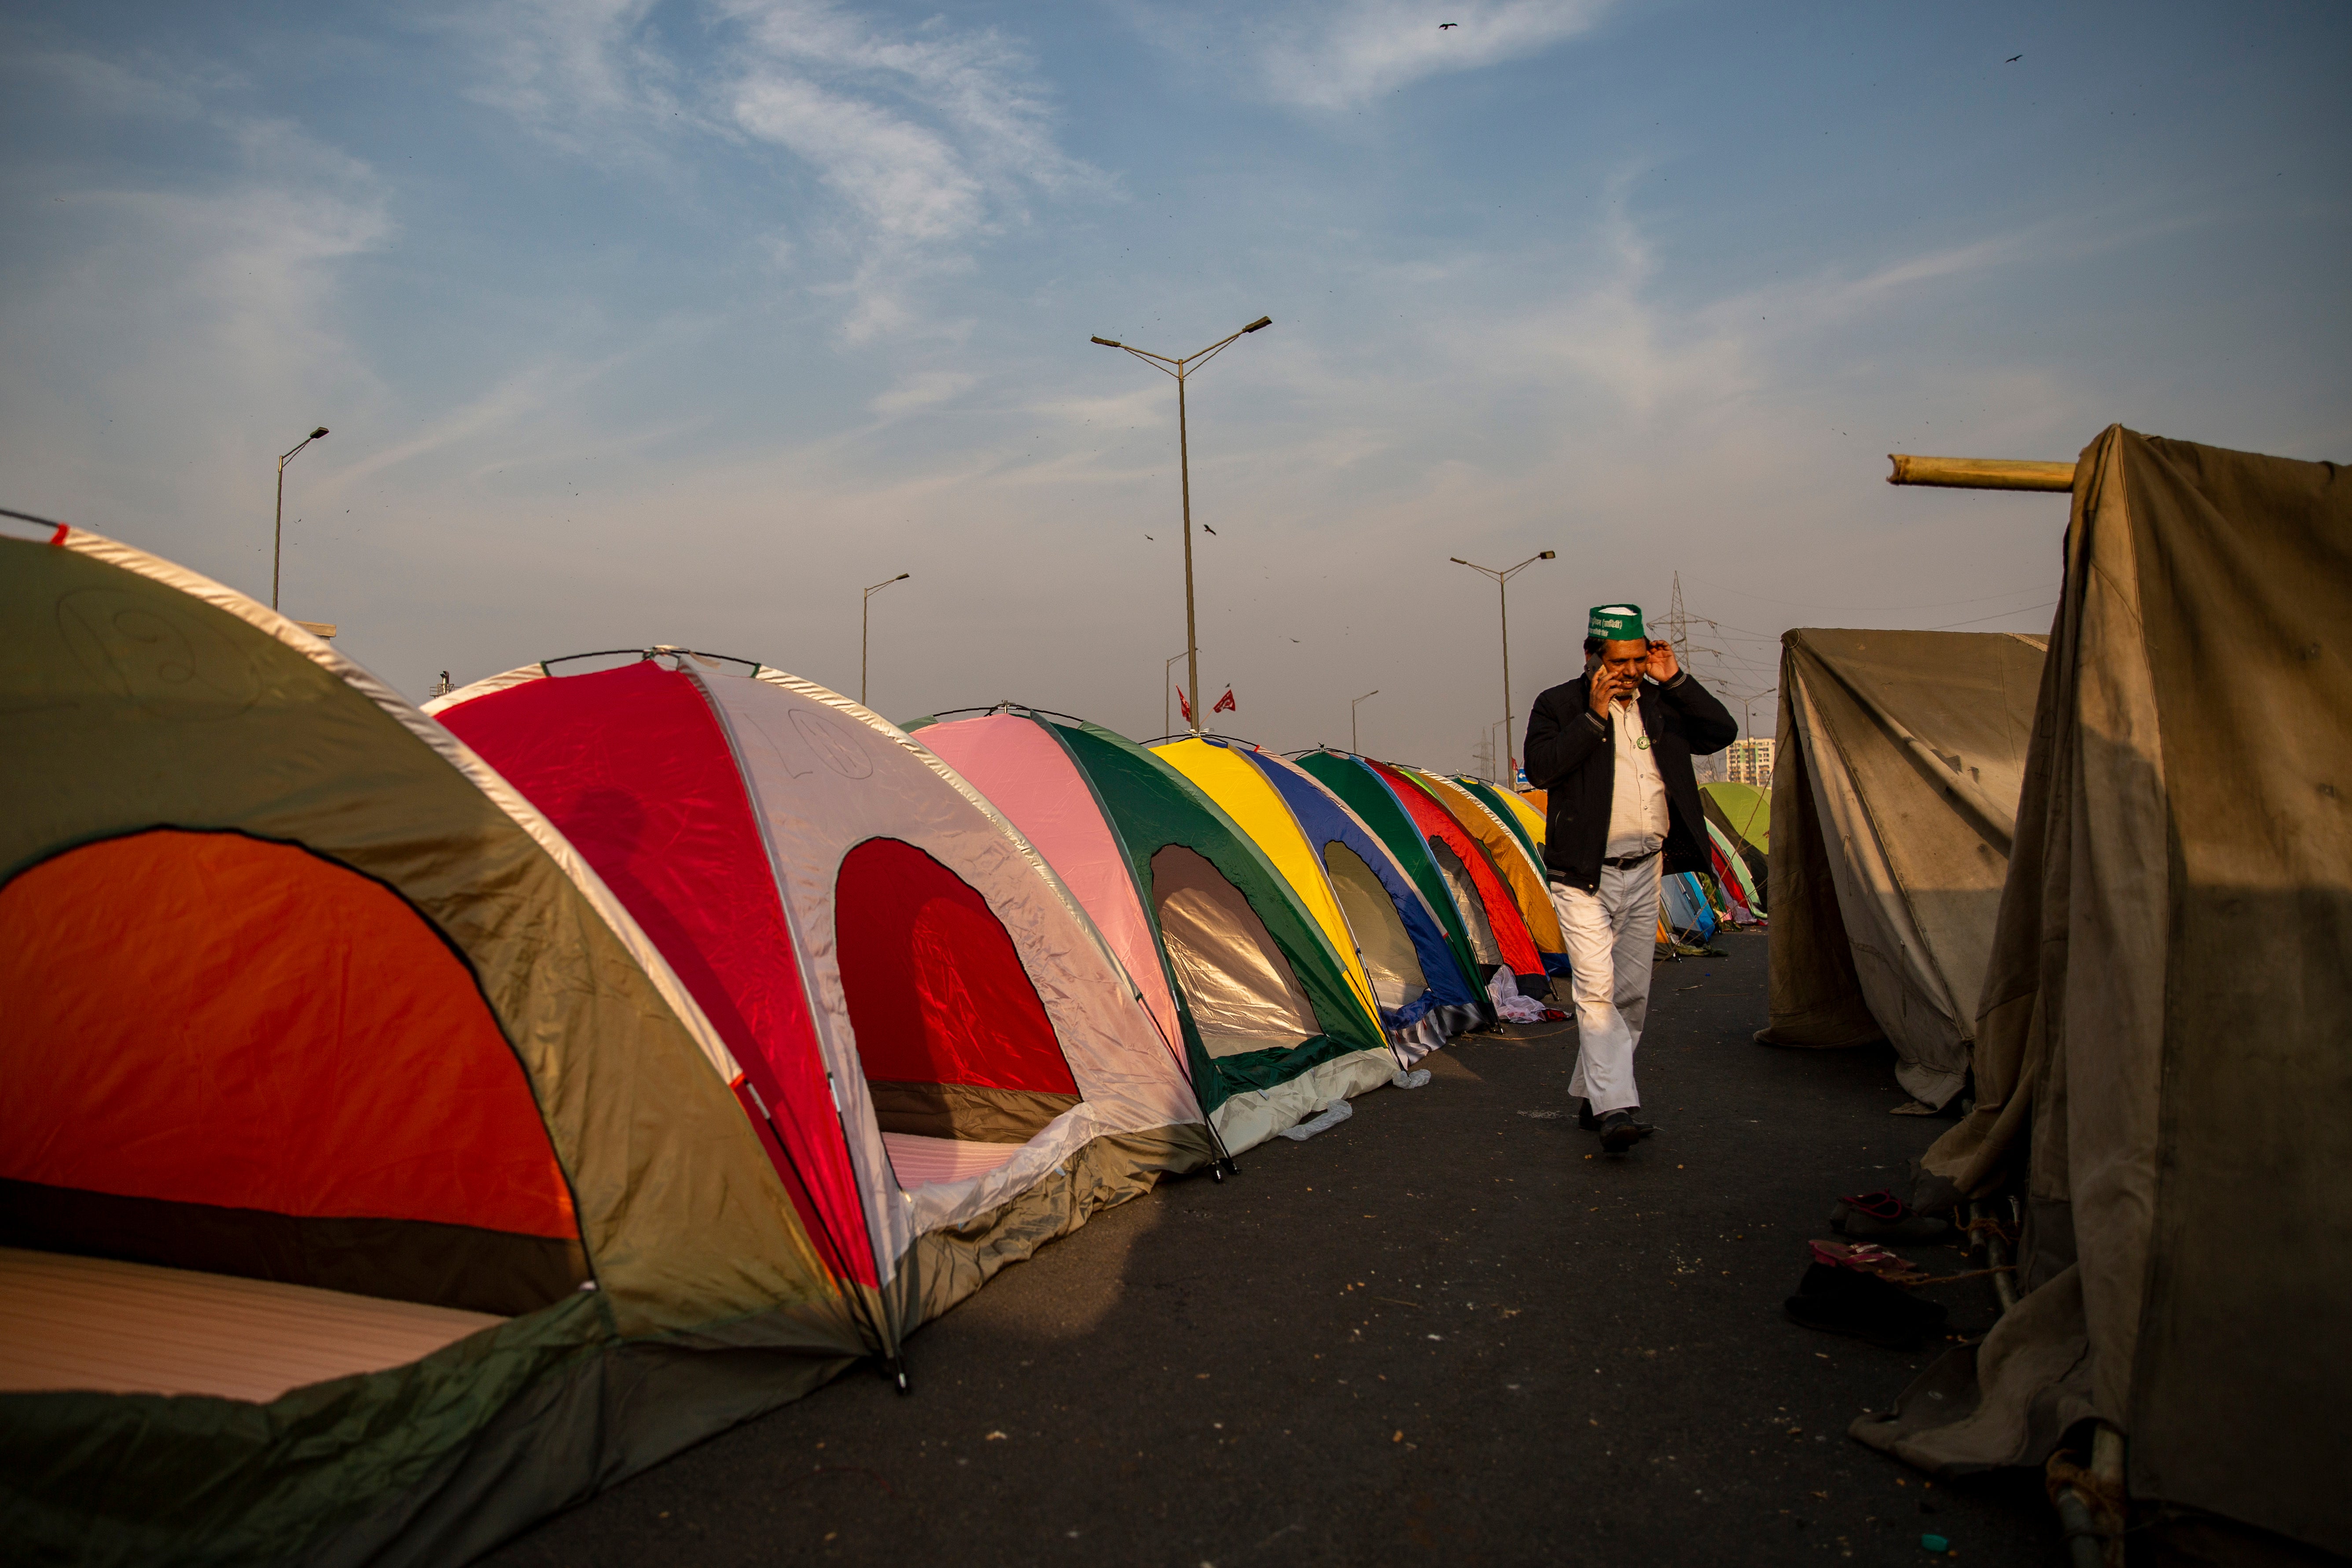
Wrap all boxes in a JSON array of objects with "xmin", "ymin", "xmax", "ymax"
[{"xmin": 1602, "ymin": 847, "xmax": 1662, "ymax": 870}]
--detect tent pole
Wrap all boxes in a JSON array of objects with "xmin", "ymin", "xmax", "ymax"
[{"xmin": 1887, "ymin": 455, "xmax": 2076, "ymax": 491}]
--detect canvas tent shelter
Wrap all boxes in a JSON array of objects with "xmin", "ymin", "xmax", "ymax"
[
  {"xmin": 909, "ymin": 712, "xmax": 1397, "ymax": 1153},
  {"xmin": 1852, "ymin": 427, "xmax": 2352, "ymax": 1560},
  {"xmin": 430, "ymin": 660, "xmax": 1210, "ymax": 1315},
  {"xmin": 1758, "ymin": 628, "xmax": 2045, "ymax": 1107},
  {"xmin": 0, "ymin": 522, "xmax": 868, "ymax": 1566}
]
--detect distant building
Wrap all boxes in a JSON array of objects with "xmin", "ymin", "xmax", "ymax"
[{"xmin": 1726, "ymin": 737, "xmax": 1775, "ymax": 789}]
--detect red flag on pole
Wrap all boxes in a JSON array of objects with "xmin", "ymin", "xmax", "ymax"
[
  {"xmin": 1176, "ymin": 686, "xmax": 1193, "ymax": 723},
  {"xmin": 1212, "ymin": 687, "xmax": 1236, "ymax": 714}
]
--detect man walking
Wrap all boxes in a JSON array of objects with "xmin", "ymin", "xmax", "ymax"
[{"xmin": 1524, "ymin": 605, "xmax": 1737, "ymax": 1153}]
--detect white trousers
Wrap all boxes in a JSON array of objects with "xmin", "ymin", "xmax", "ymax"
[{"xmin": 1548, "ymin": 855, "xmax": 1664, "ymax": 1116}]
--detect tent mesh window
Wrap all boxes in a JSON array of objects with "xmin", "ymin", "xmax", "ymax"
[
  {"xmin": 1321, "ymin": 841, "xmax": 1428, "ymax": 1011},
  {"xmin": 1147, "ymin": 845, "xmax": 1319, "ymax": 1058}
]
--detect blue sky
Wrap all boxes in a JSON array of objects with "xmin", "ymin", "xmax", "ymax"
[{"xmin": 3, "ymin": 0, "xmax": 2345, "ymax": 766}]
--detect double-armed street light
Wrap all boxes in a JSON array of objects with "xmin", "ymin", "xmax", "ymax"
[
  {"xmin": 1449, "ymin": 549, "xmax": 1556, "ymax": 786},
  {"xmin": 273, "ymin": 425, "xmax": 330, "ymax": 610},
  {"xmin": 861, "ymin": 572, "xmax": 910, "ymax": 708},
  {"xmin": 1351, "ymin": 689, "xmax": 1379, "ymax": 754},
  {"xmin": 1091, "ymin": 315, "xmax": 1273, "ymax": 735}
]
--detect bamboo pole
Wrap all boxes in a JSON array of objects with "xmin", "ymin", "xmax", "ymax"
[{"xmin": 1887, "ymin": 454, "xmax": 2076, "ymax": 491}]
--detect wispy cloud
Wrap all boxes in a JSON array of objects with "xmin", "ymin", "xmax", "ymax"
[
  {"xmin": 460, "ymin": 0, "xmax": 1104, "ymax": 338},
  {"xmin": 1132, "ymin": 0, "xmax": 1613, "ymax": 110}
]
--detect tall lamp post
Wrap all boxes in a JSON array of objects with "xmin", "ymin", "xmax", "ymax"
[
  {"xmin": 273, "ymin": 425, "xmax": 330, "ymax": 610},
  {"xmin": 1091, "ymin": 315, "xmax": 1273, "ymax": 734},
  {"xmin": 1448, "ymin": 549, "xmax": 1556, "ymax": 785},
  {"xmin": 861, "ymin": 572, "xmax": 909, "ymax": 707},
  {"xmin": 1351, "ymin": 689, "xmax": 1379, "ymax": 754}
]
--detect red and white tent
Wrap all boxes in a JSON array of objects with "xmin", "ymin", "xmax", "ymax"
[{"xmin": 431, "ymin": 653, "xmax": 1209, "ymax": 1339}]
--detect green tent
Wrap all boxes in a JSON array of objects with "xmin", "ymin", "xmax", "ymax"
[
  {"xmin": 1701, "ymin": 781, "xmax": 1771, "ymax": 908},
  {"xmin": 1292, "ymin": 751, "xmax": 1485, "ymax": 987}
]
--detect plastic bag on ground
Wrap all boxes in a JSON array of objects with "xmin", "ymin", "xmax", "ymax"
[
  {"xmin": 1277, "ymin": 1098, "xmax": 1354, "ymax": 1141},
  {"xmin": 1390, "ymin": 1068, "xmax": 1431, "ymax": 1089}
]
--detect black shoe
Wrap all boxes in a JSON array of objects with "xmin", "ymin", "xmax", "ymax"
[
  {"xmin": 1577, "ymin": 1100, "xmax": 1600, "ymax": 1131},
  {"xmin": 1783, "ymin": 1263, "xmax": 1948, "ymax": 1349},
  {"xmin": 1599, "ymin": 1111, "xmax": 1643, "ymax": 1153}
]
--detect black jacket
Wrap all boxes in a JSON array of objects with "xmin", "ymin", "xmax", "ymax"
[{"xmin": 1523, "ymin": 671, "xmax": 1738, "ymax": 891}]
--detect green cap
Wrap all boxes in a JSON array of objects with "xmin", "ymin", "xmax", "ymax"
[{"xmin": 1588, "ymin": 603, "xmax": 1646, "ymax": 642}]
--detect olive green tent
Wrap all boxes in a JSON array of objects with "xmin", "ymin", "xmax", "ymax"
[{"xmin": 0, "ymin": 521, "xmax": 874, "ymax": 1565}]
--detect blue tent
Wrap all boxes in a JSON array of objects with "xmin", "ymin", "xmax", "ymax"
[
  {"xmin": 1242, "ymin": 750, "xmax": 1490, "ymax": 1059},
  {"xmin": 1661, "ymin": 871, "xmax": 1718, "ymax": 944}
]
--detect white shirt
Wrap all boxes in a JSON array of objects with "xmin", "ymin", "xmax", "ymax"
[{"xmin": 1606, "ymin": 696, "xmax": 1672, "ymax": 857}]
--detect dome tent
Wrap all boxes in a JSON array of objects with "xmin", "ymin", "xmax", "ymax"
[
  {"xmin": 1391, "ymin": 766, "xmax": 1570, "ymax": 988},
  {"xmin": 0, "ymin": 521, "xmax": 864, "ymax": 1566},
  {"xmin": 1169, "ymin": 739, "xmax": 1486, "ymax": 1060},
  {"xmin": 909, "ymin": 711, "xmax": 1398, "ymax": 1153},
  {"xmin": 1149, "ymin": 736, "xmax": 1392, "ymax": 1048},
  {"xmin": 1452, "ymin": 774, "xmax": 1547, "ymax": 865},
  {"xmin": 1354, "ymin": 756, "xmax": 1550, "ymax": 996},
  {"xmin": 1241, "ymin": 748, "xmax": 1488, "ymax": 1052},
  {"xmin": 1289, "ymin": 749, "xmax": 1499, "ymax": 989},
  {"xmin": 430, "ymin": 658, "xmax": 1212, "ymax": 1316}
]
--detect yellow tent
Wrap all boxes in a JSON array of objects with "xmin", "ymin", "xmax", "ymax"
[{"xmin": 1152, "ymin": 738, "xmax": 1387, "ymax": 1041}]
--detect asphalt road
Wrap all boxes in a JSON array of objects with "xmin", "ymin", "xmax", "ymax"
[{"xmin": 486, "ymin": 930, "xmax": 2057, "ymax": 1567}]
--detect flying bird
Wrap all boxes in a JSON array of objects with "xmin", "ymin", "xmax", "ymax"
[
  {"xmin": 1440, "ymin": 21, "xmax": 1459, "ymax": 28},
  {"xmin": 1145, "ymin": 533, "xmax": 1154, "ymax": 539},
  {"xmin": 2006, "ymin": 53, "xmax": 2022, "ymax": 62},
  {"xmin": 1202, "ymin": 524, "xmax": 1217, "ymax": 534}
]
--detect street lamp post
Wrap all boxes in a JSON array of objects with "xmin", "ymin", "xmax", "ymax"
[
  {"xmin": 1351, "ymin": 689, "xmax": 1379, "ymax": 754},
  {"xmin": 861, "ymin": 572, "xmax": 910, "ymax": 708},
  {"xmin": 1448, "ymin": 549, "xmax": 1556, "ymax": 786},
  {"xmin": 273, "ymin": 425, "xmax": 330, "ymax": 610},
  {"xmin": 1091, "ymin": 316, "xmax": 1273, "ymax": 734}
]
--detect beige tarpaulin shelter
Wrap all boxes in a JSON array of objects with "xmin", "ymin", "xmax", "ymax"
[
  {"xmin": 1759, "ymin": 628, "xmax": 2046, "ymax": 1107},
  {"xmin": 1853, "ymin": 427, "xmax": 2352, "ymax": 1558}
]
